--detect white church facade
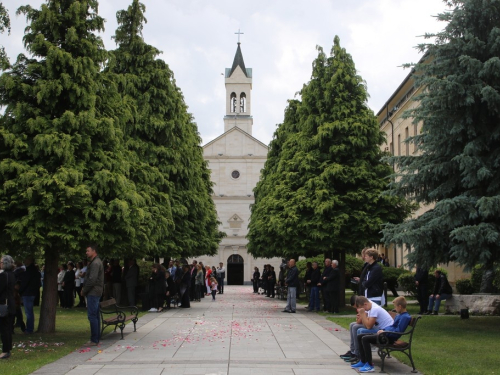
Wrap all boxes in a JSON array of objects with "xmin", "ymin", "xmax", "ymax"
[{"xmin": 191, "ymin": 43, "xmax": 282, "ymax": 284}]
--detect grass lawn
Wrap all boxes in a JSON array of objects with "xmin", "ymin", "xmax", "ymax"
[
  {"xmin": 328, "ymin": 313, "xmax": 500, "ymax": 375},
  {"xmin": 4, "ymin": 306, "xmax": 144, "ymax": 375}
]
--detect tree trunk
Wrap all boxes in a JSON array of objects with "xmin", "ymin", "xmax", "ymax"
[{"xmin": 38, "ymin": 250, "xmax": 59, "ymax": 333}]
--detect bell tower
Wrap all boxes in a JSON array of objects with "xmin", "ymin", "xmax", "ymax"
[{"xmin": 224, "ymin": 35, "xmax": 253, "ymax": 135}]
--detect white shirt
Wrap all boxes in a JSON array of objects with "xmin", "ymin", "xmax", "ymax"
[
  {"xmin": 75, "ymin": 268, "xmax": 82, "ymax": 287},
  {"xmin": 81, "ymin": 266, "xmax": 87, "ymax": 284},
  {"xmin": 367, "ymin": 302, "xmax": 394, "ymax": 330},
  {"xmin": 57, "ymin": 270, "xmax": 66, "ymax": 291}
]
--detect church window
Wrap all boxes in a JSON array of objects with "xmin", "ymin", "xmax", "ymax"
[
  {"xmin": 240, "ymin": 93, "xmax": 246, "ymax": 113},
  {"xmin": 230, "ymin": 92, "xmax": 237, "ymax": 113},
  {"xmin": 231, "ymin": 170, "xmax": 240, "ymax": 179}
]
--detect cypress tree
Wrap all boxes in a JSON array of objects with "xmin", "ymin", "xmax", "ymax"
[
  {"xmin": 382, "ymin": 0, "xmax": 500, "ymax": 291},
  {"xmin": 0, "ymin": 0, "xmax": 145, "ymax": 332},
  {"xmin": 110, "ymin": 0, "xmax": 222, "ymax": 259},
  {"xmin": 248, "ymin": 36, "xmax": 409, "ymax": 260}
]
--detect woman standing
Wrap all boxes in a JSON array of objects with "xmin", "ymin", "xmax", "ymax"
[
  {"xmin": 0, "ymin": 255, "xmax": 16, "ymax": 359},
  {"xmin": 205, "ymin": 265, "xmax": 212, "ymax": 296},
  {"xmin": 252, "ymin": 267, "xmax": 260, "ymax": 293},
  {"xmin": 361, "ymin": 248, "xmax": 384, "ymax": 305},
  {"xmin": 195, "ymin": 264, "xmax": 203, "ymax": 301}
]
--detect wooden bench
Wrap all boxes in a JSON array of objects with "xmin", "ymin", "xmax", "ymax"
[
  {"xmin": 375, "ymin": 315, "xmax": 421, "ymax": 373},
  {"xmin": 99, "ymin": 298, "xmax": 139, "ymax": 340}
]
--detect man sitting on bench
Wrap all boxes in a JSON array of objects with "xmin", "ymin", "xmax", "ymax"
[{"xmin": 351, "ymin": 296, "xmax": 412, "ymax": 373}]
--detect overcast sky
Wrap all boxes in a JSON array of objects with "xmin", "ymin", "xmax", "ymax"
[{"xmin": 2, "ymin": 0, "xmax": 447, "ymax": 145}]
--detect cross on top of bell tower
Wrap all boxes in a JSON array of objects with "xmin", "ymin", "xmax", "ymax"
[{"xmin": 235, "ymin": 29, "xmax": 244, "ymax": 44}]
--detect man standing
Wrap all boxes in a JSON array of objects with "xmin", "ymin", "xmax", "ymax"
[
  {"xmin": 216, "ymin": 262, "xmax": 225, "ymax": 294},
  {"xmin": 81, "ymin": 245, "xmax": 104, "ymax": 346},
  {"xmin": 124, "ymin": 259, "xmax": 139, "ymax": 306},
  {"xmin": 19, "ymin": 256, "xmax": 41, "ymax": 334},
  {"xmin": 330, "ymin": 260, "xmax": 341, "ymax": 313},
  {"xmin": 282, "ymin": 259, "xmax": 299, "ymax": 313},
  {"xmin": 321, "ymin": 259, "xmax": 333, "ymax": 312}
]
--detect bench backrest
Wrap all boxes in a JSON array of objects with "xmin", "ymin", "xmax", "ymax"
[
  {"xmin": 100, "ymin": 298, "xmax": 116, "ymax": 309},
  {"xmin": 406, "ymin": 316, "xmax": 421, "ymax": 344}
]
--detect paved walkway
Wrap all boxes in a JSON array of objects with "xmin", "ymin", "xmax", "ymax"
[{"xmin": 32, "ymin": 287, "xmax": 420, "ymax": 375}]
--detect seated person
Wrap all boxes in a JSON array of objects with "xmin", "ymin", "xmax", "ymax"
[
  {"xmin": 426, "ymin": 270, "xmax": 452, "ymax": 315},
  {"xmin": 340, "ymin": 295, "xmax": 394, "ymax": 364},
  {"xmin": 351, "ymin": 296, "xmax": 411, "ymax": 373}
]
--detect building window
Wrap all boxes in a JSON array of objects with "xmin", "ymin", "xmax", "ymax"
[
  {"xmin": 230, "ymin": 92, "xmax": 237, "ymax": 113},
  {"xmin": 231, "ymin": 170, "xmax": 240, "ymax": 179},
  {"xmin": 405, "ymin": 127, "xmax": 409, "ymax": 156},
  {"xmin": 240, "ymin": 93, "xmax": 246, "ymax": 113}
]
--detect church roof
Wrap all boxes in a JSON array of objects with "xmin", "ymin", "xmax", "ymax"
[
  {"xmin": 202, "ymin": 126, "xmax": 268, "ymax": 150},
  {"xmin": 228, "ymin": 43, "xmax": 248, "ymax": 78}
]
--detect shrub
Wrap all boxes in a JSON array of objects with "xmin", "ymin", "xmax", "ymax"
[
  {"xmin": 455, "ymin": 278, "xmax": 475, "ymax": 294},
  {"xmin": 397, "ymin": 272, "xmax": 418, "ymax": 297}
]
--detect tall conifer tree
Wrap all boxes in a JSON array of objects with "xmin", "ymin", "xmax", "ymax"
[
  {"xmin": 110, "ymin": 0, "xmax": 222, "ymax": 258},
  {"xmin": 248, "ymin": 37, "xmax": 409, "ymax": 260},
  {"xmin": 0, "ymin": 0, "xmax": 145, "ymax": 332},
  {"xmin": 382, "ymin": 0, "xmax": 500, "ymax": 290}
]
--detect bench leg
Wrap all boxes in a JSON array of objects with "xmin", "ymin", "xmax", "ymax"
[
  {"xmin": 408, "ymin": 348, "xmax": 417, "ymax": 373},
  {"xmin": 133, "ymin": 318, "xmax": 138, "ymax": 332},
  {"xmin": 378, "ymin": 349, "xmax": 388, "ymax": 373},
  {"xmin": 119, "ymin": 323, "xmax": 125, "ymax": 340}
]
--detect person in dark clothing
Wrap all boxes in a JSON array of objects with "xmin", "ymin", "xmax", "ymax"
[
  {"xmin": 352, "ymin": 248, "xmax": 369, "ymax": 296},
  {"xmin": 267, "ymin": 266, "xmax": 276, "ymax": 298},
  {"xmin": 252, "ymin": 267, "xmax": 260, "ymax": 293},
  {"xmin": 361, "ymin": 248, "xmax": 384, "ymax": 305},
  {"xmin": 148, "ymin": 264, "xmax": 164, "ymax": 312},
  {"xmin": 190, "ymin": 261, "xmax": 198, "ymax": 301},
  {"xmin": 165, "ymin": 271, "xmax": 176, "ymax": 308},
  {"xmin": 179, "ymin": 265, "xmax": 191, "ymax": 308},
  {"xmin": 62, "ymin": 262, "xmax": 75, "ymax": 308},
  {"xmin": 0, "ymin": 255, "xmax": 16, "ymax": 359},
  {"xmin": 414, "ymin": 265, "xmax": 429, "ymax": 315},
  {"xmin": 322, "ymin": 259, "xmax": 340, "ymax": 313},
  {"xmin": 199, "ymin": 262, "xmax": 206, "ymax": 298},
  {"xmin": 426, "ymin": 270, "xmax": 453, "ymax": 315},
  {"xmin": 111, "ymin": 259, "xmax": 122, "ymax": 305},
  {"xmin": 307, "ymin": 262, "xmax": 322, "ymax": 311},
  {"xmin": 19, "ymin": 256, "xmax": 41, "ymax": 334},
  {"xmin": 12, "ymin": 262, "xmax": 25, "ymax": 333},
  {"xmin": 321, "ymin": 259, "xmax": 334, "ymax": 311},
  {"xmin": 261, "ymin": 265, "xmax": 269, "ymax": 295},
  {"xmin": 155, "ymin": 266, "xmax": 166, "ymax": 312},
  {"xmin": 304, "ymin": 262, "xmax": 313, "ymax": 307}
]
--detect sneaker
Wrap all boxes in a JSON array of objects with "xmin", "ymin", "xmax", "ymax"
[
  {"xmin": 282, "ymin": 310, "xmax": 290, "ymax": 313},
  {"xmin": 290, "ymin": 310, "xmax": 296, "ymax": 313},
  {"xmin": 433, "ymin": 311, "xmax": 438, "ymax": 315},
  {"xmin": 340, "ymin": 351, "xmax": 352, "ymax": 359},
  {"xmin": 359, "ymin": 364, "xmax": 375, "ymax": 373},
  {"xmin": 148, "ymin": 308, "xmax": 158, "ymax": 312},
  {"xmin": 351, "ymin": 361, "xmax": 366, "ymax": 368}
]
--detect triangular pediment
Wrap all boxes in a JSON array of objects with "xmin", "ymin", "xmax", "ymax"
[
  {"xmin": 228, "ymin": 214, "xmax": 243, "ymax": 223},
  {"xmin": 203, "ymin": 126, "xmax": 268, "ymax": 151}
]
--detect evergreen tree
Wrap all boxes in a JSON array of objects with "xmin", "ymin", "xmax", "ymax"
[
  {"xmin": 382, "ymin": 0, "xmax": 500, "ymax": 291},
  {"xmin": 248, "ymin": 37, "xmax": 409, "ymax": 260},
  {"xmin": 0, "ymin": 0, "xmax": 145, "ymax": 332},
  {"xmin": 110, "ymin": 0, "xmax": 222, "ymax": 259}
]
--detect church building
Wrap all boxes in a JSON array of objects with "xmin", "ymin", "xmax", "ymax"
[{"xmin": 191, "ymin": 42, "xmax": 282, "ymax": 285}]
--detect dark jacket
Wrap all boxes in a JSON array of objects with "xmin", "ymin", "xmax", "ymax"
[
  {"xmin": 358, "ymin": 262, "xmax": 369, "ymax": 295},
  {"xmin": 433, "ymin": 274, "xmax": 453, "ymax": 295},
  {"xmin": 304, "ymin": 268, "xmax": 313, "ymax": 286},
  {"xmin": 155, "ymin": 269, "xmax": 166, "ymax": 295},
  {"xmin": 19, "ymin": 263, "xmax": 41, "ymax": 297},
  {"xmin": 285, "ymin": 266, "xmax": 299, "ymax": 288},
  {"xmin": 414, "ymin": 267, "xmax": 428, "ymax": 284},
  {"xmin": 0, "ymin": 270, "xmax": 16, "ymax": 315},
  {"xmin": 268, "ymin": 270, "xmax": 276, "ymax": 284},
  {"xmin": 166, "ymin": 275, "xmax": 176, "ymax": 295},
  {"xmin": 321, "ymin": 265, "xmax": 333, "ymax": 290},
  {"xmin": 111, "ymin": 265, "xmax": 122, "ymax": 283},
  {"xmin": 63, "ymin": 269, "xmax": 75, "ymax": 290},
  {"xmin": 82, "ymin": 256, "xmax": 104, "ymax": 297},
  {"xmin": 361, "ymin": 261, "xmax": 383, "ymax": 298},
  {"xmin": 326, "ymin": 266, "xmax": 340, "ymax": 292},
  {"xmin": 310, "ymin": 267, "xmax": 321, "ymax": 286},
  {"xmin": 253, "ymin": 271, "xmax": 260, "ymax": 282}
]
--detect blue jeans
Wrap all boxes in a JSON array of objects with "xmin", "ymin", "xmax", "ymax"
[
  {"xmin": 22, "ymin": 296, "xmax": 35, "ymax": 333},
  {"xmin": 285, "ymin": 287, "xmax": 296, "ymax": 312},
  {"xmin": 357, "ymin": 327, "xmax": 378, "ymax": 335},
  {"xmin": 428, "ymin": 293, "xmax": 451, "ymax": 312},
  {"xmin": 309, "ymin": 286, "xmax": 320, "ymax": 311},
  {"xmin": 86, "ymin": 295, "xmax": 101, "ymax": 343}
]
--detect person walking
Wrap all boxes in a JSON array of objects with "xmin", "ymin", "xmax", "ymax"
[
  {"xmin": 19, "ymin": 256, "xmax": 41, "ymax": 334},
  {"xmin": 0, "ymin": 255, "xmax": 16, "ymax": 359},
  {"xmin": 282, "ymin": 259, "xmax": 298, "ymax": 313},
  {"xmin": 81, "ymin": 245, "xmax": 104, "ymax": 346}
]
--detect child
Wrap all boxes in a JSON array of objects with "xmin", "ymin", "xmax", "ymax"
[
  {"xmin": 351, "ymin": 296, "xmax": 411, "ymax": 373},
  {"xmin": 210, "ymin": 277, "xmax": 218, "ymax": 301}
]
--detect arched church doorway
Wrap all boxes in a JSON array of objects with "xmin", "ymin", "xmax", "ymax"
[{"xmin": 227, "ymin": 254, "xmax": 244, "ymax": 285}]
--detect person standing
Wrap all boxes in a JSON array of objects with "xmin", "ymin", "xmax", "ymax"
[
  {"xmin": 252, "ymin": 267, "xmax": 260, "ymax": 293},
  {"xmin": 195, "ymin": 265, "xmax": 204, "ymax": 302},
  {"xmin": 62, "ymin": 262, "xmax": 75, "ymax": 308},
  {"xmin": 267, "ymin": 266, "xmax": 276, "ymax": 298},
  {"xmin": 321, "ymin": 259, "xmax": 334, "ymax": 312},
  {"xmin": 179, "ymin": 265, "xmax": 191, "ymax": 308},
  {"xmin": 330, "ymin": 260, "xmax": 341, "ymax": 313},
  {"xmin": 205, "ymin": 265, "xmax": 212, "ymax": 296},
  {"xmin": 81, "ymin": 245, "xmax": 104, "ymax": 346},
  {"xmin": 0, "ymin": 255, "xmax": 16, "ymax": 359},
  {"xmin": 361, "ymin": 248, "xmax": 384, "ymax": 306},
  {"xmin": 304, "ymin": 262, "xmax": 313, "ymax": 307},
  {"xmin": 124, "ymin": 259, "xmax": 139, "ymax": 306},
  {"xmin": 216, "ymin": 262, "xmax": 226, "ymax": 294},
  {"xmin": 111, "ymin": 259, "xmax": 122, "ymax": 305},
  {"xmin": 414, "ymin": 265, "xmax": 428, "ymax": 315},
  {"xmin": 79, "ymin": 259, "xmax": 87, "ymax": 308},
  {"xmin": 57, "ymin": 264, "xmax": 67, "ymax": 307},
  {"xmin": 307, "ymin": 261, "xmax": 322, "ymax": 312},
  {"xmin": 19, "ymin": 256, "xmax": 41, "ymax": 334},
  {"xmin": 74, "ymin": 262, "xmax": 84, "ymax": 307},
  {"xmin": 282, "ymin": 259, "xmax": 298, "ymax": 313}
]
